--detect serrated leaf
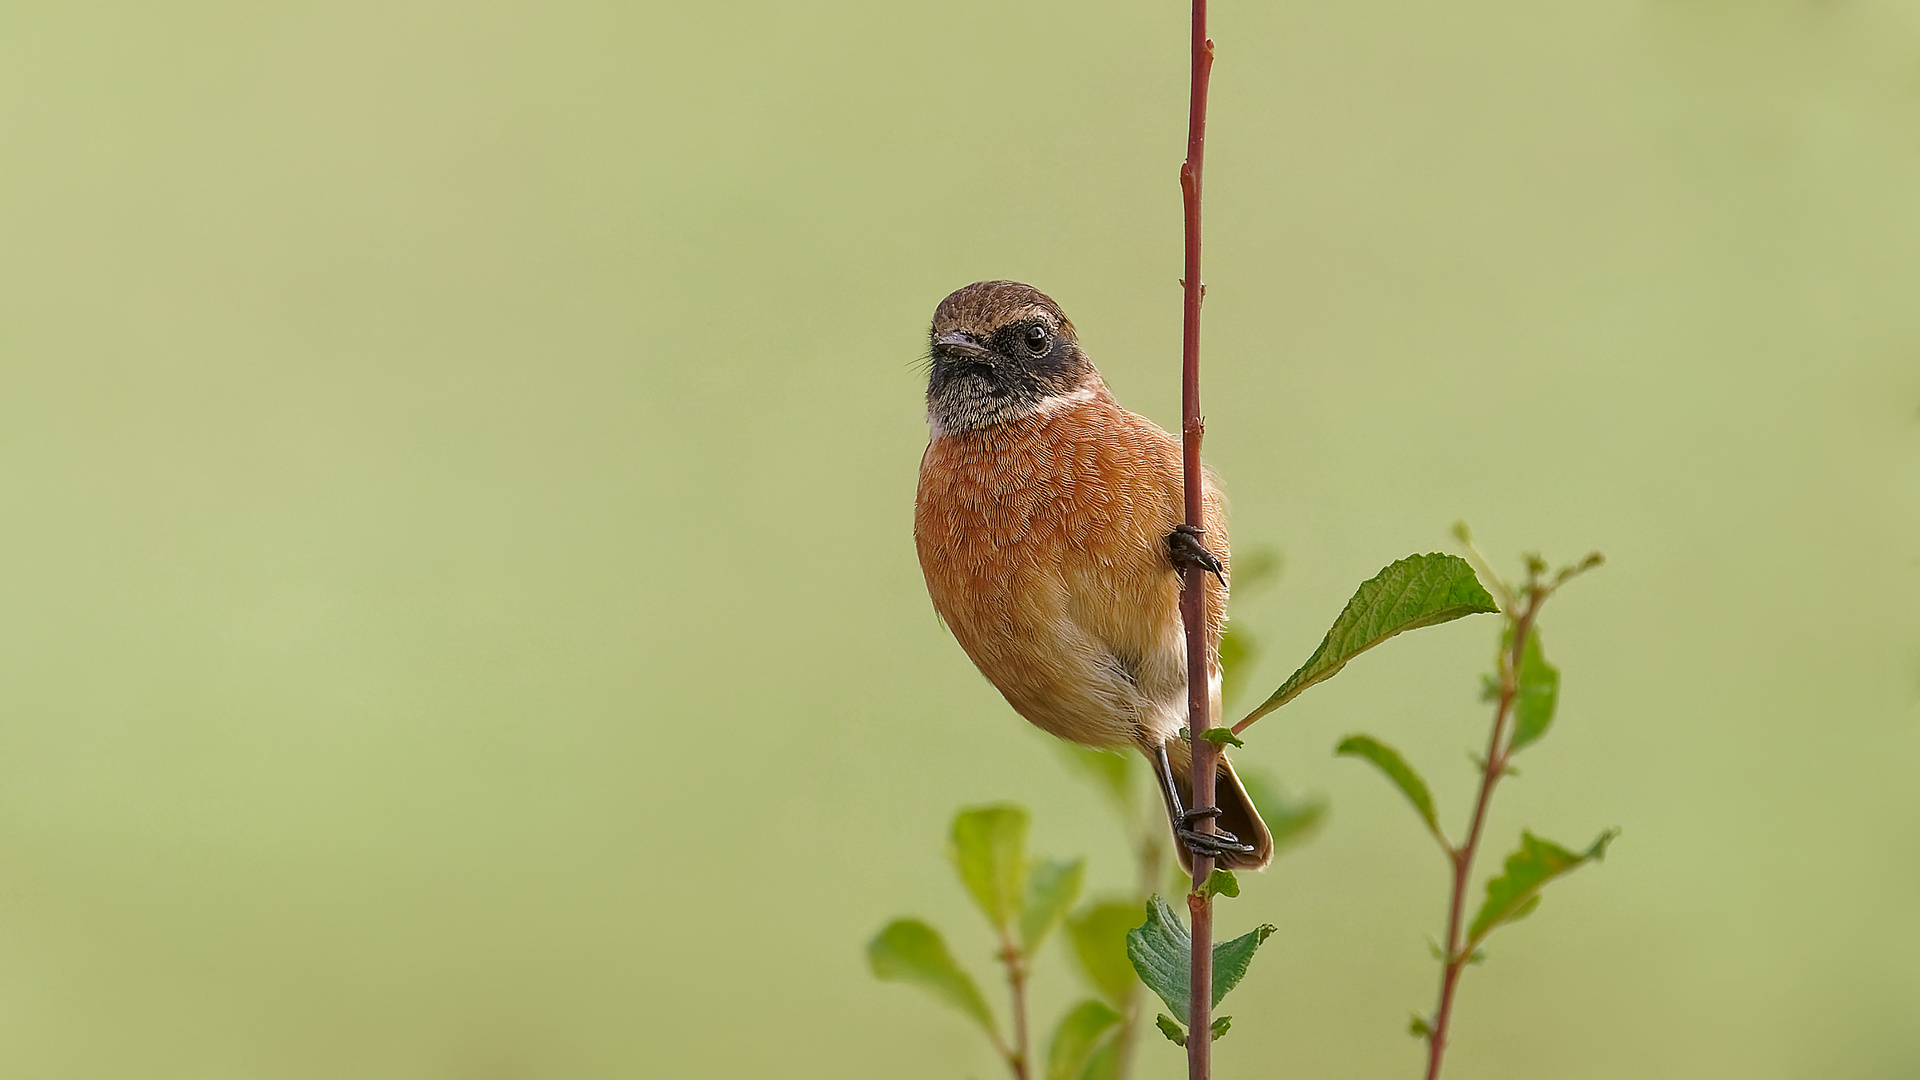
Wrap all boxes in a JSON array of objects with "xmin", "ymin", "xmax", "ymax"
[
  {"xmin": 1197, "ymin": 869, "xmax": 1238, "ymax": 899},
  {"xmin": 1066, "ymin": 901, "xmax": 1143, "ymax": 1007},
  {"xmin": 1055, "ymin": 743, "xmax": 1136, "ymax": 812},
  {"xmin": 867, "ymin": 920, "xmax": 997, "ymax": 1034},
  {"xmin": 1335, "ymin": 735, "xmax": 1445, "ymax": 847},
  {"xmin": 1021, "ymin": 858, "xmax": 1085, "ymax": 953},
  {"xmin": 1127, "ymin": 897, "xmax": 1193, "ymax": 1017},
  {"xmin": 1211, "ymin": 922, "xmax": 1276, "ymax": 1005},
  {"xmin": 1467, "ymin": 829, "xmax": 1619, "ymax": 947},
  {"xmin": 951, "ymin": 805, "xmax": 1029, "ymax": 932},
  {"xmin": 1238, "ymin": 770, "xmax": 1328, "ymax": 855},
  {"xmin": 1045, "ymin": 999, "xmax": 1123, "ymax": 1080},
  {"xmin": 1155, "ymin": 1013, "xmax": 1187, "ymax": 1047},
  {"xmin": 1210, "ymin": 1015, "xmax": 1232, "ymax": 1040},
  {"xmin": 1125, "ymin": 896, "xmax": 1277, "ymax": 1017},
  {"xmin": 1240, "ymin": 553, "xmax": 1498, "ymax": 727},
  {"xmin": 1508, "ymin": 630, "xmax": 1560, "ymax": 753},
  {"xmin": 1219, "ymin": 626, "xmax": 1257, "ymax": 709}
]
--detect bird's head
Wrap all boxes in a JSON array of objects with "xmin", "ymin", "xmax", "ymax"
[{"xmin": 925, "ymin": 281, "xmax": 1096, "ymax": 434}]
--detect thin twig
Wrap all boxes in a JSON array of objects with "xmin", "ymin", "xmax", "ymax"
[
  {"xmin": 1176, "ymin": 3, "xmax": 1217, "ymax": 1079},
  {"xmin": 997, "ymin": 938, "xmax": 1031, "ymax": 1080},
  {"xmin": 1423, "ymin": 584, "xmax": 1544, "ymax": 1080}
]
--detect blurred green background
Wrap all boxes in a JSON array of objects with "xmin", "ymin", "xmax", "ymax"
[{"xmin": 2, "ymin": 1, "xmax": 1917, "ymax": 1077}]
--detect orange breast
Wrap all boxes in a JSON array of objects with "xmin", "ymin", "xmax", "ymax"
[{"xmin": 913, "ymin": 382, "xmax": 1228, "ymax": 751}]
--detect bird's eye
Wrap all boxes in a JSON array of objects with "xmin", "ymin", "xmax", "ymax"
[{"xmin": 1025, "ymin": 325, "xmax": 1050, "ymax": 353}]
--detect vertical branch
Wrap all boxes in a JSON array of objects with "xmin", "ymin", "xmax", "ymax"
[
  {"xmin": 1177, "ymin": 3, "xmax": 1217, "ymax": 1080},
  {"xmin": 997, "ymin": 938, "xmax": 1032, "ymax": 1080},
  {"xmin": 1424, "ymin": 588, "xmax": 1543, "ymax": 1080}
]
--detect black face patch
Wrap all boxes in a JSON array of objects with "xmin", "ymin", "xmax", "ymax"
[
  {"xmin": 925, "ymin": 319, "xmax": 1092, "ymax": 432},
  {"xmin": 987, "ymin": 319, "xmax": 1081, "ymax": 395}
]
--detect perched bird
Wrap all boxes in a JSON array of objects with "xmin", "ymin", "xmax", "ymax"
[{"xmin": 913, "ymin": 280, "xmax": 1272, "ymax": 871}]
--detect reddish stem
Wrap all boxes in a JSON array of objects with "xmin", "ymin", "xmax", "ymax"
[
  {"xmin": 1424, "ymin": 590, "xmax": 1543, "ymax": 1080},
  {"xmin": 1177, "ymin": 3, "xmax": 1217, "ymax": 1079},
  {"xmin": 997, "ymin": 939, "xmax": 1031, "ymax": 1080}
]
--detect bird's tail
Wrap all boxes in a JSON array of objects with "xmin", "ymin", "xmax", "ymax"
[{"xmin": 1159, "ymin": 737, "xmax": 1274, "ymax": 873}]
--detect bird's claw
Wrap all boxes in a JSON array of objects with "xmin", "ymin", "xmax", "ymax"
[
  {"xmin": 1177, "ymin": 825, "xmax": 1257, "ymax": 858},
  {"xmin": 1167, "ymin": 524, "xmax": 1226, "ymax": 585},
  {"xmin": 1176, "ymin": 806, "xmax": 1254, "ymax": 856}
]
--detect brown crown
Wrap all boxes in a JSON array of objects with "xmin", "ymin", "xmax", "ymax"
[{"xmin": 931, "ymin": 281, "xmax": 1079, "ymax": 341}]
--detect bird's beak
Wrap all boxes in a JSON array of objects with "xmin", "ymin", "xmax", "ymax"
[{"xmin": 932, "ymin": 332, "xmax": 992, "ymax": 362}]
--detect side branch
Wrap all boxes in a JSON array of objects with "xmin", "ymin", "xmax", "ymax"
[{"xmin": 1425, "ymin": 589, "xmax": 1543, "ymax": 1080}]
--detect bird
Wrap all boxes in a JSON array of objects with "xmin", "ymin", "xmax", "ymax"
[{"xmin": 912, "ymin": 280, "xmax": 1272, "ymax": 871}]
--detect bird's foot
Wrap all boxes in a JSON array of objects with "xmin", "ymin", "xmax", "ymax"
[
  {"xmin": 1175, "ymin": 806, "xmax": 1256, "ymax": 858},
  {"xmin": 1167, "ymin": 524, "xmax": 1225, "ymax": 585}
]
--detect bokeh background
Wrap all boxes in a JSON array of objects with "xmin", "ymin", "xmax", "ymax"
[{"xmin": 3, "ymin": 1, "xmax": 1918, "ymax": 1077}]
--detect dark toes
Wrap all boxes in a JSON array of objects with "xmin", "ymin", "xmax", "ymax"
[
  {"xmin": 1176, "ymin": 827, "xmax": 1256, "ymax": 856},
  {"xmin": 1178, "ymin": 806, "xmax": 1224, "ymax": 826},
  {"xmin": 1167, "ymin": 525, "xmax": 1226, "ymax": 584}
]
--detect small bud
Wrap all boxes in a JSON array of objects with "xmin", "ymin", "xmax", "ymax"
[
  {"xmin": 1156, "ymin": 1014, "xmax": 1187, "ymax": 1047},
  {"xmin": 1196, "ymin": 868, "xmax": 1240, "ymax": 899}
]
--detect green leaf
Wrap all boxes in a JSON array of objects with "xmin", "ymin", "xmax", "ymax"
[
  {"xmin": 1126, "ymin": 897, "xmax": 1193, "ymax": 1017},
  {"xmin": 1335, "ymin": 735, "xmax": 1445, "ymax": 847},
  {"xmin": 1045, "ymin": 999, "xmax": 1123, "ymax": 1080},
  {"xmin": 1196, "ymin": 727, "xmax": 1244, "ymax": 748},
  {"xmin": 1237, "ymin": 769, "xmax": 1328, "ymax": 855},
  {"xmin": 1218, "ymin": 625, "xmax": 1257, "ymax": 709},
  {"xmin": 1077, "ymin": 1038, "xmax": 1122, "ymax": 1080},
  {"xmin": 1508, "ymin": 629, "xmax": 1561, "ymax": 754},
  {"xmin": 951, "ymin": 805, "xmax": 1029, "ymax": 932},
  {"xmin": 1021, "ymin": 858, "xmax": 1085, "ymax": 953},
  {"xmin": 1124, "ymin": 896, "xmax": 1277, "ymax": 1017},
  {"xmin": 1054, "ymin": 743, "xmax": 1136, "ymax": 812},
  {"xmin": 1467, "ymin": 829, "xmax": 1619, "ymax": 947},
  {"xmin": 1410, "ymin": 1013, "xmax": 1433, "ymax": 1038},
  {"xmin": 1066, "ymin": 901, "xmax": 1143, "ymax": 1007},
  {"xmin": 1155, "ymin": 1014, "xmax": 1187, "ymax": 1047},
  {"xmin": 1197, "ymin": 868, "xmax": 1239, "ymax": 899},
  {"xmin": 1211, "ymin": 922, "xmax": 1277, "ymax": 1006},
  {"xmin": 867, "ymin": 920, "xmax": 997, "ymax": 1035},
  {"xmin": 1479, "ymin": 672, "xmax": 1501, "ymax": 702},
  {"xmin": 1210, "ymin": 1015, "xmax": 1233, "ymax": 1040},
  {"xmin": 1240, "ymin": 553, "xmax": 1498, "ymax": 727}
]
